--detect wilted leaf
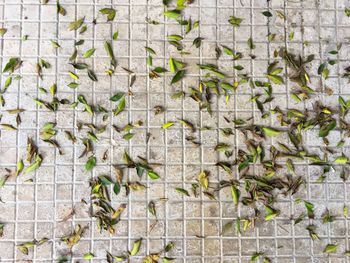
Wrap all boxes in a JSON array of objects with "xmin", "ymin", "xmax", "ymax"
[
  {"xmin": 0, "ymin": 28, "xmax": 7, "ymax": 36},
  {"xmin": 198, "ymin": 171, "xmax": 209, "ymax": 189}
]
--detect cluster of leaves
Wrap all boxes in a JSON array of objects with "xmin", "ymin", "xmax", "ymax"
[
  {"xmin": 16, "ymin": 238, "xmax": 49, "ymax": 255},
  {"xmin": 106, "ymin": 240, "xmax": 175, "ymax": 263},
  {"xmin": 90, "ymin": 172, "xmax": 126, "ymax": 234},
  {"xmin": 60, "ymin": 224, "xmax": 87, "ymax": 249}
]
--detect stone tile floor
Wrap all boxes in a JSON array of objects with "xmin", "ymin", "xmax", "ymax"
[{"xmin": 0, "ymin": 0, "xmax": 350, "ymax": 262}]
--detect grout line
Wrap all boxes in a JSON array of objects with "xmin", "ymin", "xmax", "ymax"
[
  {"xmin": 12, "ymin": 0, "xmax": 20, "ymax": 260},
  {"xmin": 282, "ymin": 1, "xmax": 296, "ymax": 262}
]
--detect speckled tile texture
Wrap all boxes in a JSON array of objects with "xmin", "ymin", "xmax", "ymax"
[{"xmin": 0, "ymin": 0, "xmax": 350, "ymax": 262}]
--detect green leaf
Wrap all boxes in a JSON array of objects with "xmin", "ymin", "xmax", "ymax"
[
  {"xmin": 221, "ymin": 221, "xmax": 233, "ymax": 236},
  {"xmin": 77, "ymin": 94, "xmax": 93, "ymax": 114},
  {"xmin": 345, "ymin": 7, "xmax": 350, "ymax": 17},
  {"xmin": 334, "ymin": 155, "xmax": 348, "ymax": 164},
  {"xmin": 169, "ymin": 57, "xmax": 176, "ymax": 73},
  {"xmin": 304, "ymin": 201, "xmax": 315, "ymax": 219},
  {"xmin": 162, "ymin": 122, "xmax": 175, "ymax": 129},
  {"xmin": 104, "ymin": 41, "xmax": 117, "ymax": 68},
  {"xmin": 113, "ymin": 31, "xmax": 119, "ymax": 40},
  {"xmin": 70, "ymin": 62, "xmax": 88, "ymax": 70},
  {"xmin": 68, "ymin": 17, "xmax": 85, "ymax": 31},
  {"xmin": 215, "ymin": 142, "xmax": 230, "ymax": 152},
  {"xmin": 147, "ymin": 170, "xmax": 160, "ymax": 180},
  {"xmin": 123, "ymin": 133, "xmax": 134, "ymax": 140},
  {"xmin": 230, "ymin": 185, "xmax": 240, "ymax": 205},
  {"xmin": 163, "ymin": 257, "xmax": 175, "ymax": 263},
  {"xmin": 83, "ymin": 253, "xmax": 94, "ymax": 259},
  {"xmin": 323, "ymin": 243, "xmax": 337, "ymax": 254},
  {"xmin": 130, "ymin": 239, "xmax": 142, "ymax": 256},
  {"xmin": 154, "ymin": 67, "xmax": 167, "ymax": 73},
  {"xmin": 228, "ymin": 15, "xmax": 243, "ymax": 27},
  {"xmin": 4, "ymin": 76, "xmax": 12, "ymax": 90},
  {"xmin": 3, "ymin": 57, "xmax": 21, "ymax": 73},
  {"xmin": 68, "ymin": 82, "xmax": 79, "ymax": 89},
  {"xmin": 85, "ymin": 156, "xmax": 96, "ymax": 171},
  {"xmin": 319, "ymin": 119, "xmax": 336, "ymax": 137},
  {"xmin": 75, "ymin": 41, "xmax": 85, "ymax": 47},
  {"xmin": 113, "ymin": 96, "xmax": 126, "ymax": 116},
  {"xmin": 75, "ymin": 42, "xmax": 86, "ymax": 49},
  {"xmin": 145, "ymin": 46, "xmax": 156, "ymax": 55},
  {"xmin": 344, "ymin": 205, "xmax": 348, "ymax": 218},
  {"xmin": 16, "ymin": 159, "xmax": 24, "ymax": 176},
  {"xmin": 0, "ymin": 223, "xmax": 3, "ymax": 237},
  {"xmin": 99, "ymin": 175, "xmax": 113, "ymax": 185},
  {"xmin": 262, "ymin": 11, "xmax": 273, "ymax": 17},
  {"xmin": 79, "ymin": 25, "xmax": 87, "ymax": 34},
  {"xmin": 171, "ymin": 70, "xmax": 185, "ymax": 84},
  {"xmin": 87, "ymin": 69, "xmax": 98, "ymax": 82},
  {"xmin": 175, "ymin": 187, "xmax": 190, "ymax": 196},
  {"xmin": 163, "ymin": 10, "xmax": 181, "ymax": 19},
  {"xmin": 110, "ymin": 92, "xmax": 125, "ymax": 102},
  {"xmin": 220, "ymin": 82, "xmax": 235, "ymax": 91},
  {"xmin": 264, "ymin": 205, "xmax": 280, "ymax": 221},
  {"xmin": 25, "ymin": 155, "xmax": 42, "ymax": 174},
  {"xmin": 251, "ymin": 252, "xmax": 264, "ymax": 261},
  {"xmin": 113, "ymin": 182, "xmax": 120, "ymax": 195},
  {"xmin": 247, "ymin": 37, "xmax": 255, "ymax": 49},
  {"xmin": 192, "ymin": 37, "xmax": 204, "ymax": 48},
  {"xmin": 110, "ymin": 93, "xmax": 126, "ymax": 115},
  {"xmin": 267, "ymin": 74, "xmax": 284, "ymax": 85},
  {"xmin": 100, "ymin": 8, "xmax": 116, "ymax": 21},
  {"xmin": 164, "ymin": 242, "xmax": 175, "ymax": 252},
  {"xmin": 50, "ymin": 40, "xmax": 61, "ymax": 48},
  {"xmin": 83, "ymin": 48, "xmax": 96, "ymax": 58},
  {"xmin": 222, "ymin": 45, "xmax": 234, "ymax": 56},
  {"xmin": 262, "ymin": 127, "xmax": 282, "ymax": 137},
  {"xmin": 167, "ymin": 34, "xmax": 183, "ymax": 41},
  {"xmin": 0, "ymin": 175, "xmax": 9, "ymax": 188}
]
